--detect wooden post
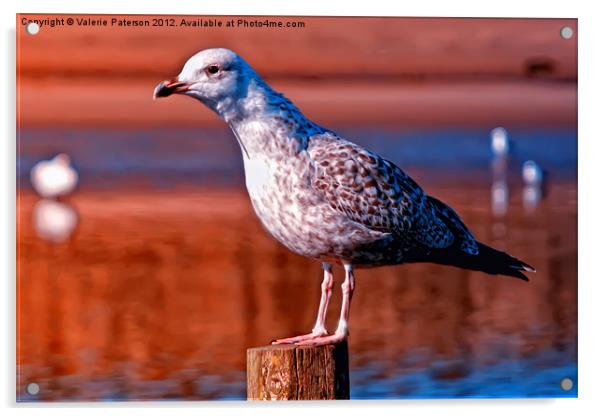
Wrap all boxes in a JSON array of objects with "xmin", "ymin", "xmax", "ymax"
[{"xmin": 246, "ymin": 342, "xmax": 350, "ymax": 400}]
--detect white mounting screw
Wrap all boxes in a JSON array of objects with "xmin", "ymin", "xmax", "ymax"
[
  {"xmin": 560, "ymin": 26, "xmax": 573, "ymax": 40},
  {"xmin": 26, "ymin": 22, "xmax": 40, "ymax": 35}
]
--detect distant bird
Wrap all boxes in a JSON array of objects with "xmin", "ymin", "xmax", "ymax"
[
  {"xmin": 522, "ymin": 160, "xmax": 543, "ymax": 186},
  {"xmin": 30, "ymin": 154, "xmax": 78, "ymax": 198},
  {"xmin": 490, "ymin": 127, "xmax": 510, "ymax": 157},
  {"xmin": 154, "ymin": 48, "xmax": 535, "ymax": 346},
  {"xmin": 522, "ymin": 160, "xmax": 543, "ymax": 212}
]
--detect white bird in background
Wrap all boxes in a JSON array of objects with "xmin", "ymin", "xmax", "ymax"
[
  {"xmin": 30, "ymin": 153, "xmax": 78, "ymax": 198},
  {"xmin": 490, "ymin": 127, "xmax": 509, "ymax": 157},
  {"xmin": 489, "ymin": 128, "xmax": 509, "ymax": 218},
  {"xmin": 522, "ymin": 160, "xmax": 543, "ymax": 186},
  {"xmin": 522, "ymin": 160, "xmax": 543, "ymax": 212}
]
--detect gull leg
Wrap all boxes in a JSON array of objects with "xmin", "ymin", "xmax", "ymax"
[
  {"xmin": 295, "ymin": 263, "xmax": 355, "ymax": 346},
  {"xmin": 271, "ymin": 262, "xmax": 334, "ymax": 345}
]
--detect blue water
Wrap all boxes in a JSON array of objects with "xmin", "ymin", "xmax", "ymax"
[
  {"xmin": 17, "ymin": 126, "xmax": 577, "ymax": 189},
  {"xmin": 350, "ymin": 348, "xmax": 577, "ymax": 399}
]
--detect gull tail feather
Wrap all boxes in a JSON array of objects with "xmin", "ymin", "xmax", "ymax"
[{"xmin": 428, "ymin": 242, "xmax": 535, "ymax": 281}]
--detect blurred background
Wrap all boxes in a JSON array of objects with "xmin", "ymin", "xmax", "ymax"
[{"xmin": 17, "ymin": 15, "xmax": 577, "ymax": 400}]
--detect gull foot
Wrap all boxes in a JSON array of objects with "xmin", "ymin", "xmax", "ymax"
[
  {"xmin": 294, "ymin": 332, "xmax": 347, "ymax": 346},
  {"xmin": 271, "ymin": 330, "xmax": 328, "ymax": 345}
]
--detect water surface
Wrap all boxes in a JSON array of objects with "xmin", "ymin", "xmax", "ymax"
[{"xmin": 17, "ymin": 127, "xmax": 577, "ymax": 400}]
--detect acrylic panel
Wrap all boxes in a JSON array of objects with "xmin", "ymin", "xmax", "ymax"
[{"xmin": 16, "ymin": 14, "xmax": 577, "ymax": 401}]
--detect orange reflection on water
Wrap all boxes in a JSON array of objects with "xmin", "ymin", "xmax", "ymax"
[{"xmin": 16, "ymin": 183, "xmax": 577, "ymax": 400}]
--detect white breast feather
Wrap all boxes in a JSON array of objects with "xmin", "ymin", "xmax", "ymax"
[{"xmin": 243, "ymin": 157, "xmax": 271, "ymax": 196}]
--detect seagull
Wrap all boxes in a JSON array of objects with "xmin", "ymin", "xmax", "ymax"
[
  {"xmin": 522, "ymin": 160, "xmax": 543, "ymax": 186},
  {"xmin": 153, "ymin": 48, "xmax": 535, "ymax": 346},
  {"xmin": 490, "ymin": 127, "xmax": 510, "ymax": 157},
  {"xmin": 522, "ymin": 160, "xmax": 543, "ymax": 212},
  {"xmin": 30, "ymin": 153, "xmax": 78, "ymax": 199}
]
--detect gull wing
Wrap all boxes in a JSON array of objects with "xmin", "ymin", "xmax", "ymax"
[{"xmin": 307, "ymin": 133, "xmax": 457, "ymax": 250}]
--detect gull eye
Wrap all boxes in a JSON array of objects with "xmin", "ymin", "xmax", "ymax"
[{"xmin": 205, "ymin": 64, "xmax": 221, "ymax": 76}]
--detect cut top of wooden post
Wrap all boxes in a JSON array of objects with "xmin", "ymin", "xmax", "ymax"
[{"xmin": 247, "ymin": 342, "xmax": 350, "ymax": 400}]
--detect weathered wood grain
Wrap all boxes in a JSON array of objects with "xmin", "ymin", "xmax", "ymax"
[{"xmin": 247, "ymin": 342, "xmax": 349, "ymax": 400}]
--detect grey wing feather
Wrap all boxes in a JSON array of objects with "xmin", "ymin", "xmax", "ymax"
[{"xmin": 307, "ymin": 133, "xmax": 455, "ymax": 249}]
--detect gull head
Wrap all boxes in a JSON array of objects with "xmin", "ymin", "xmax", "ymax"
[{"xmin": 153, "ymin": 48, "xmax": 258, "ymax": 118}]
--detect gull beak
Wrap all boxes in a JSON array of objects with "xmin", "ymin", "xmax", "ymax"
[{"xmin": 153, "ymin": 79, "xmax": 190, "ymax": 99}]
